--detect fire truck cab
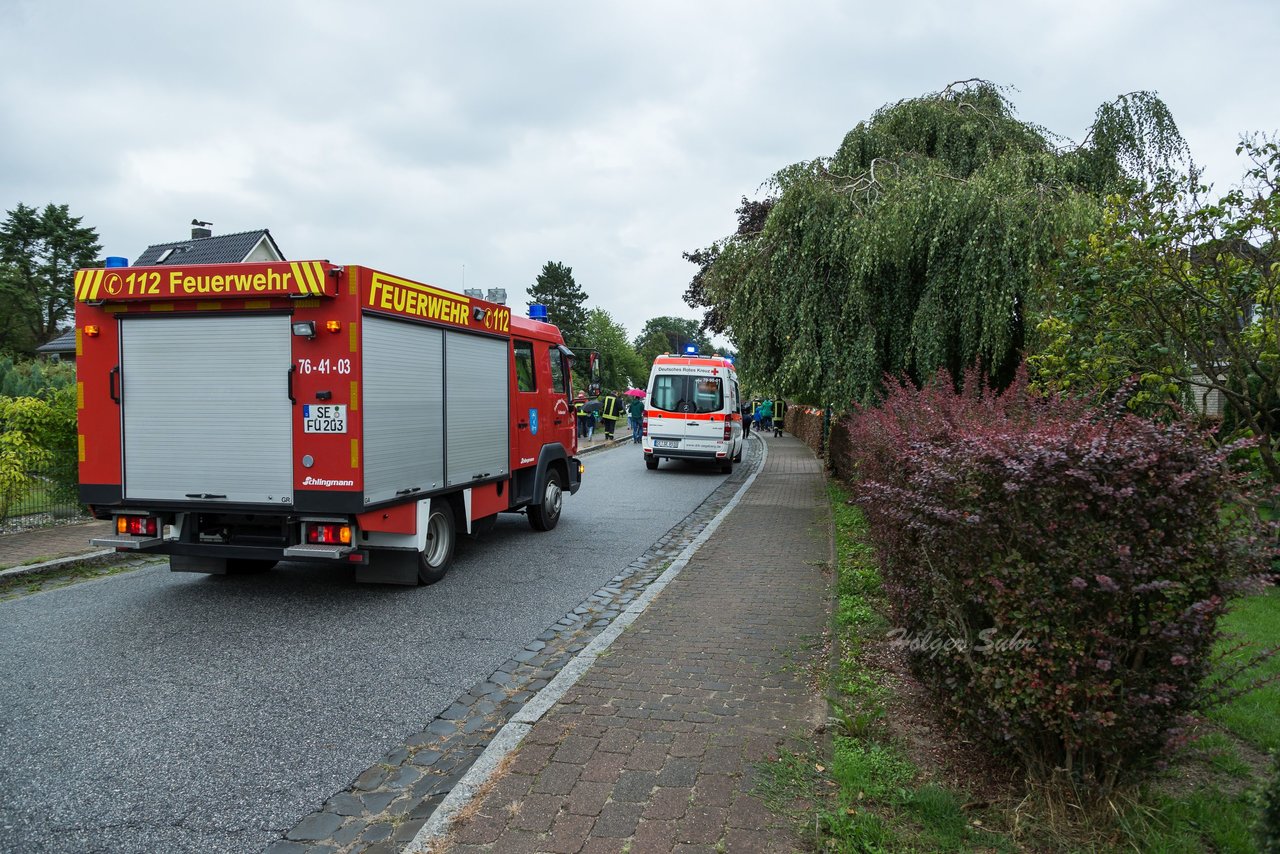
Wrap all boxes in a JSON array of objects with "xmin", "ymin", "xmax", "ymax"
[{"xmin": 75, "ymin": 259, "xmax": 598, "ymax": 585}]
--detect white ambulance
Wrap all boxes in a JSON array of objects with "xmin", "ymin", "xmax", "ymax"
[{"xmin": 641, "ymin": 350, "xmax": 744, "ymax": 473}]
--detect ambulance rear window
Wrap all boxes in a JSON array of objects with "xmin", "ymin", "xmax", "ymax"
[{"xmin": 651, "ymin": 375, "xmax": 723, "ymax": 414}]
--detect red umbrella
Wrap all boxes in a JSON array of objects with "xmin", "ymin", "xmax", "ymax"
[{"xmin": 624, "ymin": 388, "xmax": 646, "ymax": 398}]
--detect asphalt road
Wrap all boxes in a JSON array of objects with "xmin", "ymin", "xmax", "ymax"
[{"xmin": 0, "ymin": 444, "xmax": 733, "ymax": 853}]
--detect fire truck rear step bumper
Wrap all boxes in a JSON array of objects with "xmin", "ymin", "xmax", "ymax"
[
  {"xmin": 91, "ymin": 535, "xmax": 164, "ymax": 550},
  {"xmin": 283, "ymin": 543, "xmax": 354, "ymax": 560}
]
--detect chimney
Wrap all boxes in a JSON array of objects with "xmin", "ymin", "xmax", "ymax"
[{"xmin": 191, "ymin": 219, "xmax": 212, "ymax": 239}]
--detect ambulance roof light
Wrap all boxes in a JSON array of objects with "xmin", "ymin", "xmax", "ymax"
[
  {"xmin": 529, "ymin": 304, "xmax": 548, "ymax": 321},
  {"xmin": 683, "ymin": 343, "xmax": 699, "ymax": 355}
]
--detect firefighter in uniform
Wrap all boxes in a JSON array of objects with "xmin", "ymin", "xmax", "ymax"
[
  {"xmin": 574, "ymin": 392, "xmax": 590, "ymax": 438},
  {"xmin": 600, "ymin": 391, "xmax": 622, "ymax": 440}
]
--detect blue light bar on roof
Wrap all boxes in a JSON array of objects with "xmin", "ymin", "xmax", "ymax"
[{"xmin": 683, "ymin": 343, "xmax": 699, "ymax": 355}]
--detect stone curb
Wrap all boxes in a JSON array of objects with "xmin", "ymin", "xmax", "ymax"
[{"xmin": 0, "ymin": 548, "xmax": 127, "ymax": 581}]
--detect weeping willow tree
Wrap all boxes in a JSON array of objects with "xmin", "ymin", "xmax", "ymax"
[{"xmin": 686, "ymin": 80, "xmax": 1187, "ymax": 405}]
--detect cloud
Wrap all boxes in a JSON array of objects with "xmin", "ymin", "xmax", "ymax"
[{"xmin": 1, "ymin": 0, "xmax": 1276, "ymax": 343}]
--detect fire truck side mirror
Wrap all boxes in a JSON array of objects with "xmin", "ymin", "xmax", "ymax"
[{"xmin": 587, "ymin": 351, "xmax": 601, "ymax": 397}]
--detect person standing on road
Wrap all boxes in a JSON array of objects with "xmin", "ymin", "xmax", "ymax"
[
  {"xmin": 759, "ymin": 398, "xmax": 774, "ymax": 433},
  {"xmin": 628, "ymin": 395, "xmax": 644, "ymax": 443},
  {"xmin": 600, "ymin": 391, "xmax": 622, "ymax": 440},
  {"xmin": 574, "ymin": 392, "xmax": 591, "ymax": 438},
  {"xmin": 772, "ymin": 397, "xmax": 787, "ymax": 436},
  {"xmin": 740, "ymin": 399, "xmax": 752, "ymax": 438},
  {"xmin": 582, "ymin": 396, "xmax": 602, "ymax": 440}
]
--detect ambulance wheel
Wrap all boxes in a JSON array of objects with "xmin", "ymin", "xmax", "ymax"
[
  {"xmin": 418, "ymin": 502, "xmax": 455, "ymax": 585},
  {"xmin": 645, "ymin": 456, "xmax": 659, "ymax": 470},
  {"xmin": 227, "ymin": 559, "xmax": 277, "ymax": 574},
  {"xmin": 733, "ymin": 447, "xmax": 742, "ymax": 463},
  {"xmin": 528, "ymin": 468, "xmax": 564, "ymax": 531}
]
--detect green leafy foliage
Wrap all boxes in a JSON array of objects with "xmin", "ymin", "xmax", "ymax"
[
  {"xmin": 1030, "ymin": 137, "xmax": 1280, "ymax": 483},
  {"xmin": 527, "ymin": 260, "xmax": 589, "ymax": 349},
  {"xmin": 0, "ymin": 202, "xmax": 101, "ymax": 356},
  {"xmin": 632, "ymin": 315, "xmax": 714, "ymax": 369},
  {"xmin": 0, "ymin": 356, "xmax": 75, "ymax": 397},
  {"xmin": 581, "ymin": 308, "xmax": 646, "ymax": 392},
  {"xmin": 0, "ymin": 385, "xmax": 78, "ymax": 518},
  {"xmin": 686, "ymin": 81, "xmax": 1187, "ymax": 407}
]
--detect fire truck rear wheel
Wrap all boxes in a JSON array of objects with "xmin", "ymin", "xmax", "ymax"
[
  {"xmin": 419, "ymin": 502, "xmax": 456, "ymax": 585},
  {"xmin": 528, "ymin": 469, "xmax": 564, "ymax": 531}
]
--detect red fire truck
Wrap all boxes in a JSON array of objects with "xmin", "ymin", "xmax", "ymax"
[{"xmin": 74, "ymin": 259, "xmax": 598, "ymax": 585}]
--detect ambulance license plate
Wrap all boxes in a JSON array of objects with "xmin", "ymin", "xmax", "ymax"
[
  {"xmin": 303, "ymin": 404, "xmax": 347, "ymax": 433},
  {"xmin": 653, "ymin": 438, "xmax": 679, "ymax": 448}
]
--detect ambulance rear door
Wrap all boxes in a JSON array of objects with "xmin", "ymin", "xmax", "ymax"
[{"xmin": 646, "ymin": 364, "xmax": 730, "ymax": 455}]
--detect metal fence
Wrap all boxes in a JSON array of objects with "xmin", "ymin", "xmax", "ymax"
[{"xmin": 1, "ymin": 451, "xmax": 85, "ymax": 525}]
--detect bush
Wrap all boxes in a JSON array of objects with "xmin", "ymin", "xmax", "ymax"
[
  {"xmin": 0, "ymin": 391, "xmax": 78, "ymax": 518},
  {"xmin": 0, "ymin": 356, "xmax": 75, "ymax": 397},
  {"xmin": 843, "ymin": 369, "xmax": 1276, "ymax": 793}
]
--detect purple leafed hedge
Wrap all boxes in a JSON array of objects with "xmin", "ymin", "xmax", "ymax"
[{"xmin": 841, "ymin": 370, "xmax": 1276, "ymax": 792}]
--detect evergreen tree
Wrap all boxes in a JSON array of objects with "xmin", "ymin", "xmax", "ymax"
[
  {"xmin": 0, "ymin": 203, "xmax": 101, "ymax": 356},
  {"xmin": 527, "ymin": 261, "xmax": 588, "ymax": 348}
]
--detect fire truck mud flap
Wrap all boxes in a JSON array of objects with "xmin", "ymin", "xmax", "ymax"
[{"xmin": 355, "ymin": 550, "xmax": 420, "ymax": 586}]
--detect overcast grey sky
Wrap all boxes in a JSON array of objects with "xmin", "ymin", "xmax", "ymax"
[{"xmin": 2, "ymin": 0, "xmax": 1276, "ymax": 343}]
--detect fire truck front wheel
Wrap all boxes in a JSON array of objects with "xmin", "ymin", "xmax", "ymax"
[
  {"xmin": 419, "ymin": 502, "xmax": 456, "ymax": 585},
  {"xmin": 528, "ymin": 468, "xmax": 564, "ymax": 532}
]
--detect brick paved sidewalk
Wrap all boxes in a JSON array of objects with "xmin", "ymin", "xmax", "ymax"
[
  {"xmin": 427, "ymin": 435, "xmax": 831, "ymax": 853},
  {"xmin": 0, "ymin": 519, "xmax": 111, "ymax": 571}
]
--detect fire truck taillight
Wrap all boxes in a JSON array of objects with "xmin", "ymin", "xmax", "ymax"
[
  {"xmin": 324, "ymin": 320, "xmax": 342, "ymax": 333},
  {"xmin": 308, "ymin": 524, "xmax": 352, "ymax": 545},
  {"xmin": 116, "ymin": 516, "xmax": 157, "ymax": 536}
]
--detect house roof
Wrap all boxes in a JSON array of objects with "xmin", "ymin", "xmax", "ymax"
[
  {"xmin": 133, "ymin": 229, "xmax": 283, "ymax": 265},
  {"xmin": 36, "ymin": 329, "xmax": 76, "ymax": 354}
]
